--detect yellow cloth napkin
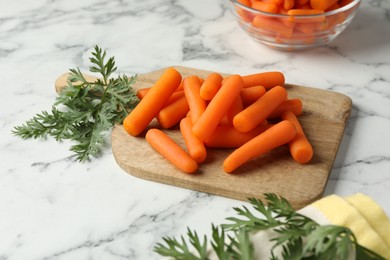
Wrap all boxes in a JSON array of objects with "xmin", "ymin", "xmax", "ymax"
[{"xmin": 299, "ymin": 193, "xmax": 390, "ymax": 259}]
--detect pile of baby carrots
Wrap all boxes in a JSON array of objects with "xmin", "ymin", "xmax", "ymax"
[
  {"xmin": 236, "ymin": 0, "xmax": 355, "ymax": 43},
  {"xmin": 123, "ymin": 67, "xmax": 313, "ymax": 174},
  {"xmin": 239, "ymin": 0, "xmax": 354, "ymax": 13}
]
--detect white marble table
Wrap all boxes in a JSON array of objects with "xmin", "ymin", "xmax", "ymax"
[{"xmin": 1, "ymin": 0, "xmax": 389, "ymax": 259}]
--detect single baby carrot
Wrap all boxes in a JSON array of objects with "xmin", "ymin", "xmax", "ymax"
[
  {"xmin": 233, "ymin": 86, "xmax": 288, "ymax": 133},
  {"xmin": 204, "ymin": 122, "xmax": 270, "ymax": 148},
  {"xmin": 310, "ymin": 0, "xmax": 338, "ymax": 11},
  {"xmin": 136, "ymin": 87, "xmax": 150, "ymax": 100},
  {"xmin": 223, "ymin": 120, "xmax": 297, "ymax": 173},
  {"xmin": 227, "ymin": 95, "xmax": 244, "ymax": 124},
  {"xmin": 283, "ymin": 0, "xmax": 295, "ymax": 10},
  {"xmin": 180, "ymin": 117, "xmax": 207, "ymax": 163},
  {"xmin": 123, "ymin": 67, "xmax": 182, "ymax": 136},
  {"xmin": 192, "ymin": 75, "xmax": 244, "ymax": 141},
  {"xmin": 145, "ymin": 128, "xmax": 198, "ymax": 173},
  {"xmin": 287, "ymin": 9, "xmax": 325, "ymax": 23},
  {"xmin": 200, "ymin": 72, "xmax": 223, "ymax": 101},
  {"xmin": 251, "ymin": 1, "xmax": 279, "ymax": 13},
  {"xmin": 156, "ymin": 95, "xmax": 189, "ymax": 129},
  {"xmin": 137, "ymin": 88, "xmax": 184, "ymax": 104},
  {"xmin": 238, "ymin": 0, "xmax": 251, "ymax": 6},
  {"xmin": 240, "ymin": 85, "xmax": 267, "ymax": 106},
  {"xmin": 241, "ymin": 71, "xmax": 285, "ymax": 89},
  {"xmin": 281, "ymin": 111, "xmax": 313, "ymax": 163},
  {"xmin": 183, "ymin": 76, "xmax": 207, "ymax": 124},
  {"xmin": 267, "ymin": 98, "xmax": 303, "ymax": 119}
]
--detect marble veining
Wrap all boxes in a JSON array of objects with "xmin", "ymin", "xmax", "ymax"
[{"xmin": 1, "ymin": 0, "xmax": 390, "ymax": 259}]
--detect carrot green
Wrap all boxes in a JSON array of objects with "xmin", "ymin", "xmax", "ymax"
[{"xmin": 12, "ymin": 46, "xmax": 138, "ymax": 162}]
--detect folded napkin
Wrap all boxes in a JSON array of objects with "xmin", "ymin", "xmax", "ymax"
[
  {"xmin": 208, "ymin": 193, "xmax": 390, "ymax": 259},
  {"xmin": 298, "ymin": 193, "xmax": 390, "ymax": 259}
]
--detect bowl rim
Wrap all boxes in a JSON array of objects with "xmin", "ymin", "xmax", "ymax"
[{"xmin": 230, "ymin": 0, "xmax": 361, "ymax": 18}]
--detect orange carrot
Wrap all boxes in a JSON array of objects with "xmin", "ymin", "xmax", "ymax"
[
  {"xmin": 263, "ymin": 0, "xmax": 283, "ymax": 5},
  {"xmin": 227, "ymin": 95, "xmax": 244, "ymax": 124},
  {"xmin": 238, "ymin": 0, "xmax": 251, "ymax": 7},
  {"xmin": 283, "ymin": 0, "xmax": 295, "ymax": 10},
  {"xmin": 287, "ymin": 9, "xmax": 325, "ymax": 23},
  {"xmin": 136, "ymin": 88, "xmax": 150, "ymax": 100},
  {"xmin": 204, "ymin": 122, "xmax": 270, "ymax": 148},
  {"xmin": 252, "ymin": 16, "xmax": 294, "ymax": 38},
  {"xmin": 240, "ymin": 85, "xmax": 267, "ymax": 106},
  {"xmin": 281, "ymin": 111, "xmax": 313, "ymax": 163},
  {"xmin": 183, "ymin": 76, "xmax": 207, "ymax": 124},
  {"xmin": 223, "ymin": 120, "xmax": 297, "ymax": 173},
  {"xmin": 251, "ymin": 1, "xmax": 279, "ymax": 13},
  {"xmin": 137, "ymin": 88, "xmax": 184, "ymax": 104},
  {"xmin": 233, "ymin": 86, "xmax": 287, "ymax": 133},
  {"xmin": 192, "ymin": 75, "xmax": 244, "ymax": 141},
  {"xmin": 180, "ymin": 117, "xmax": 207, "ymax": 163},
  {"xmin": 145, "ymin": 128, "xmax": 198, "ymax": 173},
  {"xmin": 123, "ymin": 67, "xmax": 182, "ymax": 136},
  {"xmin": 156, "ymin": 95, "xmax": 189, "ymax": 129},
  {"xmin": 241, "ymin": 71, "xmax": 285, "ymax": 89},
  {"xmin": 267, "ymin": 98, "xmax": 303, "ymax": 119},
  {"xmin": 310, "ymin": 0, "xmax": 338, "ymax": 11},
  {"xmin": 200, "ymin": 72, "xmax": 223, "ymax": 101},
  {"xmin": 236, "ymin": 0, "xmax": 255, "ymax": 22}
]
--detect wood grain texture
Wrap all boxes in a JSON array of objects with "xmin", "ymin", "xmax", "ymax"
[{"xmin": 111, "ymin": 66, "xmax": 352, "ymax": 209}]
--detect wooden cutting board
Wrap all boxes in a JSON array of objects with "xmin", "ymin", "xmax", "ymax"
[{"xmin": 109, "ymin": 66, "xmax": 352, "ymax": 209}]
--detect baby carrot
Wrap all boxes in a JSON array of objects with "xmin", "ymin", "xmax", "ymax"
[
  {"xmin": 267, "ymin": 98, "xmax": 303, "ymax": 119},
  {"xmin": 136, "ymin": 87, "xmax": 150, "ymax": 100},
  {"xmin": 180, "ymin": 117, "xmax": 207, "ymax": 163},
  {"xmin": 227, "ymin": 95, "xmax": 244, "ymax": 124},
  {"xmin": 123, "ymin": 67, "xmax": 182, "ymax": 136},
  {"xmin": 236, "ymin": 0, "xmax": 255, "ymax": 22},
  {"xmin": 310, "ymin": 0, "xmax": 338, "ymax": 11},
  {"xmin": 283, "ymin": 0, "xmax": 295, "ymax": 10},
  {"xmin": 233, "ymin": 86, "xmax": 288, "ymax": 133},
  {"xmin": 263, "ymin": 0, "xmax": 283, "ymax": 5},
  {"xmin": 200, "ymin": 72, "xmax": 223, "ymax": 101},
  {"xmin": 145, "ymin": 128, "xmax": 198, "ymax": 173},
  {"xmin": 156, "ymin": 95, "xmax": 189, "ymax": 129},
  {"xmin": 240, "ymin": 85, "xmax": 267, "ymax": 106},
  {"xmin": 238, "ymin": 0, "xmax": 251, "ymax": 7},
  {"xmin": 192, "ymin": 75, "xmax": 244, "ymax": 141},
  {"xmin": 137, "ymin": 88, "xmax": 184, "ymax": 104},
  {"xmin": 281, "ymin": 111, "xmax": 313, "ymax": 163},
  {"xmin": 223, "ymin": 120, "xmax": 297, "ymax": 173},
  {"xmin": 204, "ymin": 122, "xmax": 270, "ymax": 148},
  {"xmin": 241, "ymin": 71, "xmax": 285, "ymax": 89},
  {"xmin": 183, "ymin": 76, "xmax": 207, "ymax": 124},
  {"xmin": 287, "ymin": 9, "xmax": 325, "ymax": 23},
  {"xmin": 251, "ymin": 1, "xmax": 279, "ymax": 13}
]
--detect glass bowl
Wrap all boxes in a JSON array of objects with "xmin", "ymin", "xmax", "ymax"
[{"xmin": 229, "ymin": 0, "xmax": 361, "ymax": 51}]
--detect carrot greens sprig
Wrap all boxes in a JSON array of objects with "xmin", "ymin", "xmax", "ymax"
[
  {"xmin": 154, "ymin": 194, "xmax": 385, "ymax": 260},
  {"xmin": 12, "ymin": 46, "xmax": 138, "ymax": 162}
]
